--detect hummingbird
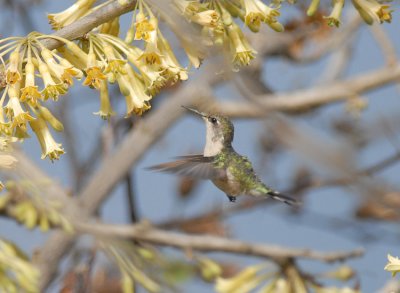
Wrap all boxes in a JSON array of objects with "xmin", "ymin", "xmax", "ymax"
[{"xmin": 149, "ymin": 106, "xmax": 298, "ymax": 205}]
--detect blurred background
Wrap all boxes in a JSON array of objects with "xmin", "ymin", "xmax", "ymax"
[{"xmin": 1, "ymin": 0, "xmax": 400, "ymax": 292}]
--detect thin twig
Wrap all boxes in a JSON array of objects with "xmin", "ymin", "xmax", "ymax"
[
  {"xmin": 369, "ymin": 24, "xmax": 398, "ymax": 67},
  {"xmin": 57, "ymin": 98, "xmax": 82, "ymax": 191}
]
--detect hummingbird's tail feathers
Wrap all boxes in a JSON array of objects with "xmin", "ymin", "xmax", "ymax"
[{"xmin": 268, "ymin": 191, "xmax": 300, "ymax": 206}]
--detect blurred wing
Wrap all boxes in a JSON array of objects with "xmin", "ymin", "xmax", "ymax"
[{"xmin": 148, "ymin": 155, "xmax": 226, "ymax": 180}]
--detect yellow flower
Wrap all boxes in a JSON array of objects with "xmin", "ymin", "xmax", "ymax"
[
  {"xmin": 29, "ymin": 116, "xmax": 65, "ymax": 161},
  {"xmin": 109, "ymin": 17, "xmax": 121, "ymax": 37},
  {"xmin": 41, "ymin": 84, "xmax": 67, "ymax": 101},
  {"xmin": 227, "ymin": 22, "xmax": 257, "ymax": 69},
  {"xmin": 48, "ymin": 0, "xmax": 96, "ymax": 30},
  {"xmin": 242, "ymin": 0, "xmax": 281, "ymax": 32},
  {"xmin": 0, "ymin": 239, "xmax": 40, "ymax": 292},
  {"xmin": 93, "ymin": 80, "xmax": 115, "ymax": 120},
  {"xmin": 267, "ymin": 21, "xmax": 284, "ymax": 32},
  {"xmin": 134, "ymin": 11, "xmax": 155, "ymax": 41},
  {"xmin": 138, "ymin": 18, "xmax": 163, "ymax": 66},
  {"xmin": 222, "ymin": 1, "xmax": 243, "ymax": 19},
  {"xmin": 127, "ymin": 47, "xmax": 167, "ymax": 95},
  {"xmin": 37, "ymin": 105, "xmax": 64, "ymax": 132},
  {"xmin": 243, "ymin": 1, "xmax": 264, "ymax": 32},
  {"xmin": 83, "ymin": 52, "xmax": 106, "ymax": 89},
  {"xmin": 157, "ymin": 30, "xmax": 188, "ymax": 82},
  {"xmin": 104, "ymin": 59, "xmax": 126, "ymax": 75},
  {"xmin": 307, "ymin": 0, "xmax": 321, "ymax": 16},
  {"xmin": 324, "ymin": 0, "xmax": 344, "ymax": 27},
  {"xmin": 321, "ymin": 265, "xmax": 355, "ymax": 281},
  {"xmin": 56, "ymin": 48, "xmax": 83, "ymax": 71},
  {"xmin": 38, "ymin": 62, "xmax": 67, "ymax": 100},
  {"xmin": 5, "ymin": 86, "xmax": 34, "ymax": 132},
  {"xmin": 125, "ymin": 95, "xmax": 151, "ymax": 116},
  {"xmin": 60, "ymin": 67, "xmax": 83, "ymax": 86},
  {"xmin": 173, "ymin": 0, "xmax": 203, "ymax": 19},
  {"xmin": 20, "ymin": 61, "xmax": 42, "ymax": 106},
  {"xmin": 0, "ymin": 88, "xmax": 11, "ymax": 136},
  {"xmin": 14, "ymin": 125, "xmax": 30, "ymax": 139},
  {"xmin": 102, "ymin": 43, "xmax": 127, "ymax": 82},
  {"xmin": 6, "ymin": 51, "xmax": 22, "ymax": 85},
  {"xmin": 60, "ymin": 41, "xmax": 89, "ymax": 68},
  {"xmin": 41, "ymin": 48, "xmax": 83, "ymax": 86},
  {"xmin": 125, "ymin": 3, "xmax": 153, "ymax": 43},
  {"xmin": 0, "ymin": 122, "xmax": 11, "ymax": 136},
  {"xmin": 116, "ymin": 64, "xmax": 151, "ymax": 116},
  {"xmin": 385, "ymin": 254, "xmax": 400, "ymax": 277},
  {"xmin": 197, "ymin": 257, "xmax": 222, "ymax": 281},
  {"xmin": 191, "ymin": 10, "xmax": 220, "ymax": 28},
  {"xmin": 215, "ymin": 264, "xmax": 266, "ymax": 293},
  {"xmin": 83, "ymin": 67, "xmax": 106, "ymax": 89},
  {"xmin": 100, "ymin": 16, "xmax": 120, "ymax": 36},
  {"xmin": 352, "ymin": 0, "xmax": 392, "ymax": 24}
]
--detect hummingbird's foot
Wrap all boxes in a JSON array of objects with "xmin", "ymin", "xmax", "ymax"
[{"xmin": 227, "ymin": 196, "xmax": 236, "ymax": 202}]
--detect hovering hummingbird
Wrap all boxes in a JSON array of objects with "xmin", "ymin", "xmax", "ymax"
[{"xmin": 149, "ymin": 106, "xmax": 299, "ymax": 205}]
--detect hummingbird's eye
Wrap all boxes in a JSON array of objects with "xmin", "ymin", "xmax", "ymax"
[{"xmin": 209, "ymin": 117, "xmax": 218, "ymax": 124}]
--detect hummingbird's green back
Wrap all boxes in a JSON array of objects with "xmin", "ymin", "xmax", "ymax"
[{"xmin": 213, "ymin": 148, "xmax": 272, "ymax": 195}]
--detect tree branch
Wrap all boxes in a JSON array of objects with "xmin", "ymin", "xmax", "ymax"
[
  {"xmin": 209, "ymin": 64, "xmax": 400, "ymax": 117},
  {"xmin": 76, "ymin": 222, "xmax": 364, "ymax": 263},
  {"xmin": 43, "ymin": 0, "xmax": 137, "ymax": 49}
]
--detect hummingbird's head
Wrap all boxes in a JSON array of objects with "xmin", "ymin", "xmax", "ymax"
[{"xmin": 183, "ymin": 106, "xmax": 234, "ymax": 156}]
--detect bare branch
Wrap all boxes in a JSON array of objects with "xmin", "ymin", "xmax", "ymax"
[
  {"xmin": 212, "ymin": 64, "xmax": 400, "ymax": 117},
  {"xmin": 76, "ymin": 222, "xmax": 364, "ymax": 263}
]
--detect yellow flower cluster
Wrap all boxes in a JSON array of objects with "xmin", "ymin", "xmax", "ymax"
[
  {"xmin": 0, "ymin": 0, "xmax": 394, "ymax": 162},
  {"xmin": 172, "ymin": 0, "xmax": 269, "ymax": 69},
  {"xmin": 0, "ymin": 179, "xmax": 73, "ymax": 232},
  {"xmin": 49, "ymin": 0, "xmax": 190, "ymax": 119},
  {"xmin": 0, "ymin": 33, "xmax": 77, "ymax": 161},
  {"xmin": 307, "ymin": 0, "xmax": 393, "ymax": 26},
  {"xmin": 215, "ymin": 263, "xmax": 357, "ymax": 293},
  {"xmin": 0, "ymin": 239, "xmax": 39, "ymax": 293}
]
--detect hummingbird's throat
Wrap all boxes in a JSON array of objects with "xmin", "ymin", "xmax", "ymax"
[
  {"xmin": 204, "ymin": 139, "xmax": 224, "ymax": 156},
  {"xmin": 204, "ymin": 123, "xmax": 224, "ymax": 156}
]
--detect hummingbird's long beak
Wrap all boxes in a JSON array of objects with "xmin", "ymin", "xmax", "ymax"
[{"xmin": 181, "ymin": 106, "xmax": 207, "ymax": 118}]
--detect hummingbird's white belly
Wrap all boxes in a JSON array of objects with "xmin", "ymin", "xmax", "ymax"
[
  {"xmin": 212, "ymin": 170, "xmax": 242, "ymax": 196},
  {"xmin": 212, "ymin": 179, "xmax": 241, "ymax": 196}
]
